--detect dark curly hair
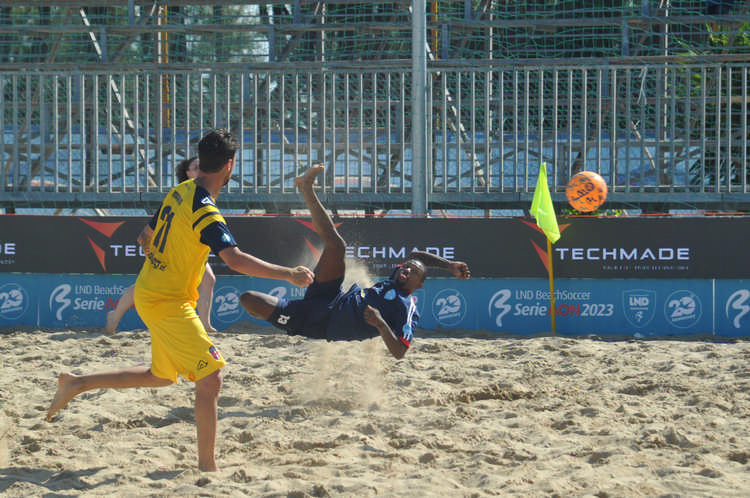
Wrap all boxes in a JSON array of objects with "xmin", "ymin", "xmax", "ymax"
[{"xmin": 176, "ymin": 156, "xmax": 198, "ymax": 183}]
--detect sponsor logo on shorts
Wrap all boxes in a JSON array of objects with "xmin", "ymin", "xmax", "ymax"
[
  {"xmin": 197, "ymin": 360, "xmax": 208, "ymax": 370},
  {"xmin": 208, "ymin": 346, "xmax": 221, "ymax": 361}
]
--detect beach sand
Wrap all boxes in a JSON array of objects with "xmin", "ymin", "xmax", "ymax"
[{"xmin": 1, "ymin": 325, "xmax": 749, "ymax": 497}]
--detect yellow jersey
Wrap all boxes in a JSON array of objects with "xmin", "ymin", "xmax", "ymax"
[{"xmin": 135, "ymin": 180, "xmax": 236, "ymax": 319}]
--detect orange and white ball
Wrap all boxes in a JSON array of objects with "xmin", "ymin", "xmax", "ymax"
[{"xmin": 565, "ymin": 171, "xmax": 607, "ymax": 212}]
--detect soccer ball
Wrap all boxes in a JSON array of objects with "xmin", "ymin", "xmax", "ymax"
[{"xmin": 565, "ymin": 171, "xmax": 607, "ymax": 212}]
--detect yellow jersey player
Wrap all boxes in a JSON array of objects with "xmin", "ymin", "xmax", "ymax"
[{"xmin": 47, "ymin": 129, "xmax": 314, "ymax": 472}]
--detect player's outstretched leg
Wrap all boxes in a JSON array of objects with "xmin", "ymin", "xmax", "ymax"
[
  {"xmin": 294, "ymin": 165, "xmax": 345, "ymax": 282},
  {"xmin": 46, "ymin": 367, "xmax": 172, "ymax": 422},
  {"xmin": 46, "ymin": 373, "xmax": 82, "ymax": 421}
]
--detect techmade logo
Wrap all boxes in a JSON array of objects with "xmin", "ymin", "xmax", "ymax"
[
  {"xmin": 664, "ymin": 290, "xmax": 702, "ymax": 329},
  {"xmin": 78, "ymin": 218, "xmax": 126, "ymax": 271},
  {"xmin": 296, "ymin": 219, "xmax": 343, "ymax": 261},
  {"xmin": 488, "ymin": 289, "xmax": 512, "ymax": 328},
  {"xmin": 0, "ymin": 283, "xmax": 29, "ymax": 320},
  {"xmin": 726, "ymin": 289, "xmax": 750, "ymax": 329},
  {"xmin": 622, "ymin": 289, "xmax": 656, "ymax": 328},
  {"xmin": 519, "ymin": 219, "xmax": 571, "ymax": 272},
  {"xmin": 0, "ymin": 241, "xmax": 17, "ymax": 265},
  {"xmin": 432, "ymin": 288, "xmax": 467, "ymax": 327},
  {"xmin": 212, "ymin": 286, "xmax": 243, "ymax": 324},
  {"xmin": 49, "ymin": 284, "xmax": 72, "ymax": 321}
]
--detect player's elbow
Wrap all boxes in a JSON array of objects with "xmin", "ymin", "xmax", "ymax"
[{"xmin": 218, "ymin": 247, "xmax": 244, "ymax": 273}]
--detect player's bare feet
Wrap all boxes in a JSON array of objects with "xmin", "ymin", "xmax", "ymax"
[
  {"xmin": 103, "ymin": 310, "xmax": 118, "ymax": 334},
  {"xmin": 294, "ymin": 164, "xmax": 324, "ymax": 190},
  {"xmin": 203, "ymin": 324, "xmax": 218, "ymax": 333},
  {"xmin": 46, "ymin": 373, "xmax": 81, "ymax": 422}
]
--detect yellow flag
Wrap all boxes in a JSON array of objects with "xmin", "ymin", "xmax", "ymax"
[{"xmin": 530, "ymin": 163, "xmax": 560, "ymax": 243}]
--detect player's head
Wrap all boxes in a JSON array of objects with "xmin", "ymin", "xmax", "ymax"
[
  {"xmin": 175, "ymin": 156, "xmax": 199, "ymax": 183},
  {"xmin": 392, "ymin": 259, "xmax": 427, "ymax": 294},
  {"xmin": 198, "ymin": 128, "xmax": 240, "ymax": 185}
]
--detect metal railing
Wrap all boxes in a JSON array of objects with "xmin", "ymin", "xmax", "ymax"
[{"xmin": 2, "ymin": 62, "xmax": 749, "ymax": 213}]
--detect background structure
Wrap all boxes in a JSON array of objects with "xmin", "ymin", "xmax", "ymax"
[{"xmin": 1, "ymin": 1, "xmax": 749, "ymax": 215}]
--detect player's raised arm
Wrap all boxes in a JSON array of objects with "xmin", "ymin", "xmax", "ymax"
[{"xmin": 407, "ymin": 251, "xmax": 471, "ymax": 280}]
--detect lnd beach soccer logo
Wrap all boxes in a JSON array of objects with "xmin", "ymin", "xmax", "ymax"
[
  {"xmin": 49, "ymin": 284, "xmax": 73, "ymax": 321},
  {"xmin": 726, "ymin": 289, "xmax": 750, "ymax": 330},
  {"xmin": 622, "ymin": 289, "xmax": 656, "ymax": 328},
  {"xmin": 488, "ymin": 289, "xmax": 512, "ymax": 328}
]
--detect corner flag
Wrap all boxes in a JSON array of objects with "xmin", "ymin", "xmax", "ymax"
[{"xmin": 530, "ymin": 163, "xmax": 560, "ymax": 243}]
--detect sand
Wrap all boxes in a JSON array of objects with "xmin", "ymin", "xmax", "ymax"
[{"xmin": 1, "ymin": 325, "xmax": 749, "ymax": 497}]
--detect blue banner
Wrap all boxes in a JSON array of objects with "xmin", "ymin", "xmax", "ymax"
[{"xmin": 2, "ymin": 274, "xmax": 749, "ymax": 338}]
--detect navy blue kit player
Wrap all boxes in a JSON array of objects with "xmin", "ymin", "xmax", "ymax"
[{"xmin": 240, "ymin": 165, "xmax": 471, "ymax": 359}]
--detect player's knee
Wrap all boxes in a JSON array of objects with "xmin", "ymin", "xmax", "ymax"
[
  {"xmin": 196, "ymin": 370, "xmax": 222, "ymax": 397},
  {"xmin": 239, "ymin": 291, "xmax": 257, "ymax": 313}
]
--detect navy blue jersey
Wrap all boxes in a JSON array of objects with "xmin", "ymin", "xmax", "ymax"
[{"xmin": 325, "ymin": 279, "xmax": 419, "ymax": 345}]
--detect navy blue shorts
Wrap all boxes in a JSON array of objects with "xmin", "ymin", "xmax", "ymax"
[{"xmin": 268, "ymin": 277, "xmax": 344, "ymax": 339}]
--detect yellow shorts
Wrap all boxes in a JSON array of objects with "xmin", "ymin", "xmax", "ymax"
[{"xmin": 138, "ymin": 301, "xmax": 226, "ymax": 383}]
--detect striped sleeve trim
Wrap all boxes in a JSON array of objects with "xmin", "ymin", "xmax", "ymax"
[{"xmin": 192, "ymin": 206, "xmax": 224, "ymax": 232}]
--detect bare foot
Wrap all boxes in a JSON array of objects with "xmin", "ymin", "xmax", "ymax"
[
  {"xmin": 203, "ymin": 324, "xmax": 218, "ymax": 333},
  {"xmin": 294, "ymin": 164, "xmax": 324, "ymax": 190},
  {"xmin": 103, "ymin": 310, "xmax": 118, "ymax": 334},
  {"xmin": 46, "ymin": 373, "xmax": 81, "ymax": 422}
]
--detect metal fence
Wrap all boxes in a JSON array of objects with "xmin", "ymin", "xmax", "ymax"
[
  {"xmin": 2, "ymin": 62, "xmax": 748, "ymax": 213},
  {"xmin": 1, "ymin": 1, "xmax": 749, "ymax": 213}
]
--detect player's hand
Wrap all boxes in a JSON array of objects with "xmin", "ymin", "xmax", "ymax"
[
  {"xmin": 450, "ymin": 261, "xmax": 471, "ymax": 279},
  {"xmin": 364, "ymin": 305, "xmax": 386, "ymax": 328},
  {"xmin": 289, "ymin": 266, "xmax": 314, "ymax": 287}
]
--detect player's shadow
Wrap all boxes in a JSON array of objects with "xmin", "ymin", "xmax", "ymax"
[{"xmin": 0, "ymin": 466, "xmax": 109, "ymax": 494}]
